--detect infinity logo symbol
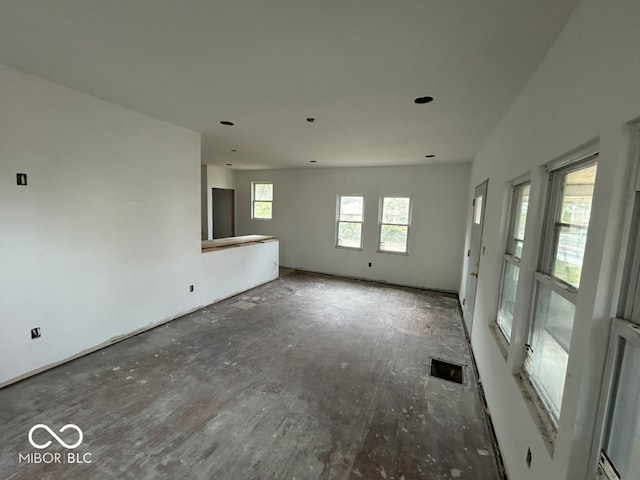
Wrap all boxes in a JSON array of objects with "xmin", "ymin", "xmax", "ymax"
[{"xmin": 28, "ymin": 424, "xmax": 83, "ymax": 450}]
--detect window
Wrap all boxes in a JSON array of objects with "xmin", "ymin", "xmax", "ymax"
[
  {"xmin": 592, "ymin": 150, "xmax": 640, "ymax": 478},
  {"xmin": 594, "ymin": 199, "xmax": 640, "ymax": 479},
  {"xmin": 525, "ymin": 159, "xmax": 597, "ymax": 421},
  {"xmin": 600, "ymin": 333, "xmax": 640, "ymax": 479},
  {"xmin": 379, "ymin": 196, "xmax": 412, "ymax": 254},
  {"xmin": 474, "ymin": 194, "xmax": 484, "ymax": 224},
  {"xmin": 336, "ymin": 195, "xmax": 364, "ymax": 249},
  {"xmin": 497, "ymin": 182, "xmax": 530, "ymax": 342},
  {"xmin": 252, "ymin": 182, "xmax": 273, "ymax": 220}
]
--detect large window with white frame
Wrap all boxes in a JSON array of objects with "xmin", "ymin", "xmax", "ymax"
[
  {"xmin": 252, "ymin": 182, "xmax": 273, "ymax": 220},
  {"xmin": 525, "ymin": 157, "xmax": 598, "ymax": 422},
  {"xmin": 336, "ymin": 195, "xmax": 364, "ymax": 249},
  {"xmin": 590, "ymin": 132, "xmax": 640, "ymax": 480},
  {"xmin": 378, "ymin": 196, "xmax": 412, "ymax": 254},
  {"xmin": 497, "ymin": 181, "xmax": 531, "ymax": 342}
]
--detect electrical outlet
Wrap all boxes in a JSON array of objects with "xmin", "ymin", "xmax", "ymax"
[
  {"xmin": 189, "ymin": 285, "xmax": 194, "ymax": 292},
  {"xmin": 31, "ymin": 327, "xmax": 41, "ymax": 339},
  {"xmin": 368, "ymin": 262, "xmax": 372, "ymax": 267}
]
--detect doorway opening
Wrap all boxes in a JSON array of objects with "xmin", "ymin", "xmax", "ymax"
[
  {"xmin": 212, "ymin": 188, "xmax": 235, "ymax": 239},
  {"xmin": 463, "ymin": 180, "xmax": 488, "ymax": 334}
]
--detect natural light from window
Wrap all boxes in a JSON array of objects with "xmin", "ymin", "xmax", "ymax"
[
  {"xmin": 379, "ymin": 196, "xmax": 411, "ymax": 254},
  {"xmin": 337, "ymin": 195, "xmax": 364, "ymax": 249}
]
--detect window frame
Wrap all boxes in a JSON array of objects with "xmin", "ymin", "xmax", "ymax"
[
  {"xmin": 524, "ymin": 154, "xmax": 598, "ymax": 425},
  {"xmin": 251, "ymin": 182, "xmax": 273, "ymax": 220},
  {"xmin": 591, "ymin": 319, "xmax": 640, "ymax": 480},
  {"xmin": 496, "ymin": 180, "xmax": 531, "ymax": 343},
  {"xmin": 377, "ymin": 195, "xmax": 413, "ymax": 255},
  {"xmin": 589, "ymin": 139, "xmax": 640, "ymax": 477},
  {"xmin": 539, "ymin": 157, "xmax": 598, "ymax": 289},
  {"xmin": 336, "ymin": 194, "xmax": 365, "ymax": 250}
]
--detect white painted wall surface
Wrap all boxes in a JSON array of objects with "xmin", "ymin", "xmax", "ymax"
[
  {"xmin": 458, "ymin": 0, "xmax": 640, "ymax": 478},
  {"xmin": 236, "ymin": 164, "xmax": 470, "ymax": 292},
  {"xmin": 201, "ymin": 165, "xmax": 236, "ymax": 240},
  {"xmin": 0, "ymin": 64, "xmax": 278, "ymax": 386}
]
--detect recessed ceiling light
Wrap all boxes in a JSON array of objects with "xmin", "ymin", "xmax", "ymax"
[
  {"xmin": 414, "ymin": 96, "xmax": 434, "ymax": 104},
  {"xmin": 309, "ymin": 160, "xmax": 317, "ymax": 163},
  {"xmin": 425, "ymin": 154, "xmax": 435, "ymax": 158},
  {"xmin": 220, "ymin": 121, "xmax": 234, "ymax": 126},
  {"xmin": 230, "ymin": 149, "xmax": 237, "ymax": 152},
  {"xmin": 306, "ymin": 117, "xmax": 315, "ymax": 123}
]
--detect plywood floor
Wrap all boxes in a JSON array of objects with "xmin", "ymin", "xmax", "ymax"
[{"xmin": 0, "ymin": 271, "xmax": 503, "ymax": 480}]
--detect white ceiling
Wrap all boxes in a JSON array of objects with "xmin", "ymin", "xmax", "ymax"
[{"xmin": 0, "ymin": 0, "xmax": 580, "ymax": 170}]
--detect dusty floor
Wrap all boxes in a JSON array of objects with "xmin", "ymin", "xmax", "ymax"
[{"xmin": 0, "ymin": 271, "xmax": 503, "ymax": 480}]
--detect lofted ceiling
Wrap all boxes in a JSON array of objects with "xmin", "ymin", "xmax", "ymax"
[{"xmin": 0, "ymin": 0, "xmax": 581, "ymax": 170}]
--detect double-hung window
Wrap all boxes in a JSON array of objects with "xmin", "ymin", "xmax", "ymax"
[
  {"xmin": 497, "ymin": 182, "xmax": 530, "ymax": 342},
  {"xmin": 252, "ymin": 182, "xmax": 273, "ymax": 220},
  {"xmin": 525, "ymin": 158, "xmax": 598, "ymax": 421},
  {"xmin": 336, "ymin": 195, "xmax": 364, "ymax": 249},
  {"xmin": 379, "ymin": 196, "xmax": 412, "ymax": 254},
  {"xmin": 594, "ymin": 183, "xmax": 640, "ymax": 479}
]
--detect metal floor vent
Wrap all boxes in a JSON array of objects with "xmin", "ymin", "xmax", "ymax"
[{"xmin": 430, "ymin": 358, "xmax": 464, "ymax": 384}]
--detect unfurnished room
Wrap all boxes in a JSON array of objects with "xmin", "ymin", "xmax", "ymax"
[{"xmin": 1, "ymin": 1, "xmax": 640, "ymax": 479}]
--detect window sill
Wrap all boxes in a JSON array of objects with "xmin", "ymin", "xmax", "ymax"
[
  {"xmin": 490, "ymin": 323, "xmax": 509, "ymax": 360},
  {"xmin": 514, "ymin": 370, "xmax": 558, "ymax": 457},
  {"xmin": 377, "ymin": 250, "xmax": 409, "ymax": 256},
  {"xmin": 336, "ymin": 245, "xmax": 363, "ymax": 251}
]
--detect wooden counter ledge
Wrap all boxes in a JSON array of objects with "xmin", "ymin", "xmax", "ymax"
[{"xmin": 201, "ymin": 235, "xmax": 276, "ymax": 253}]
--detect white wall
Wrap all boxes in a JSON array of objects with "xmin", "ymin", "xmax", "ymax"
[
  {"xmin": 236, "ymin": 164, "xmax": 470, "ymax": 292},
  {"xmin": 201, "ymin": 165, "xmax": 236, "ymax": 240},
  {"xmin": 459, "ymin": 0, "xmax": 640, "ymax": 478},
  {"xmin": 0, "ymin": 64, "xmax": 277, "ymax": 386}
]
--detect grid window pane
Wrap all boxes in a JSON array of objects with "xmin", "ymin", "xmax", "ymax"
[
  {"xmin": 382, "ymin": 197, "xmax": 410, "ymax": 224},
  {"xmin": 338, "ymin": 222, "xmax": 362, "ymax": 248},
  {"xmin": 512, "ymin": 184, "xmax": 530, "ymax": 258},
  {"xmin": 497, "ymin": 261, "xmax": 519, "ymax": 340},
  {"xmin": 254, "ymin": 183, "xmax": 273, "ymax": 201},
  {"xmin": 253, "ymin": 201, "xmax": 272, "ymax": 219},
  {"xmin": 529, "ymin": 284, "xmax": 576, "ymax": 417},
  {"xmin": 339, "ymin": 196, "xmax": 364, "ymax": 222},
  {"xmin": 552, "ymin": 225, "xmax": 588, "ymax": 287},
  {"xmin": 604, "ymin": 339, "xmax": 640, "ymax": 479},
  {"xmin": 380, "ymin": 225, "xmax": 408, "ymax": 253},
  {"xmin": 550, "ymin": 163, "xmax": 596, "ymax": 288}
]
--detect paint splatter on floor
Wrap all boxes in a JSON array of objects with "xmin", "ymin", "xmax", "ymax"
[{"xmin": 0, "ymin": 271, "xmax": 503, "ymax": 480}]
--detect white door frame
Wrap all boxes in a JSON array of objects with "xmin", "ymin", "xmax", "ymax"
[{"xmin": 463, "ymin": 179, "xmax": 488, "ymax": 334}]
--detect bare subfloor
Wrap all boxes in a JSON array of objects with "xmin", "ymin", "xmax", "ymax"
[{"xmin": 0, "ymin": 271, "xmax": 502, "ymax": 480}]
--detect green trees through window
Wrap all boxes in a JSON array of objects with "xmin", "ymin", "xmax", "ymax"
[
  {"xmin": 379, "ymin": 197, "xmax": 411, "ymax": 253},
  {"xmin": 337, "ymin": 196, "xmax": 364, "ymax": 249},
  {"xmin": 252, "ymin": 182, "xmax": 273, "ymax": 220}
]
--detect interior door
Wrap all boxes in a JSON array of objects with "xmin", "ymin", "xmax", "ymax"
[
  {"xmin": 463, "ymin": 180, "xmax": 488, "ymax": 333},
  {"xmin": 212, "ymin": 188, "xmax": 235, "ymax": 239}
]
